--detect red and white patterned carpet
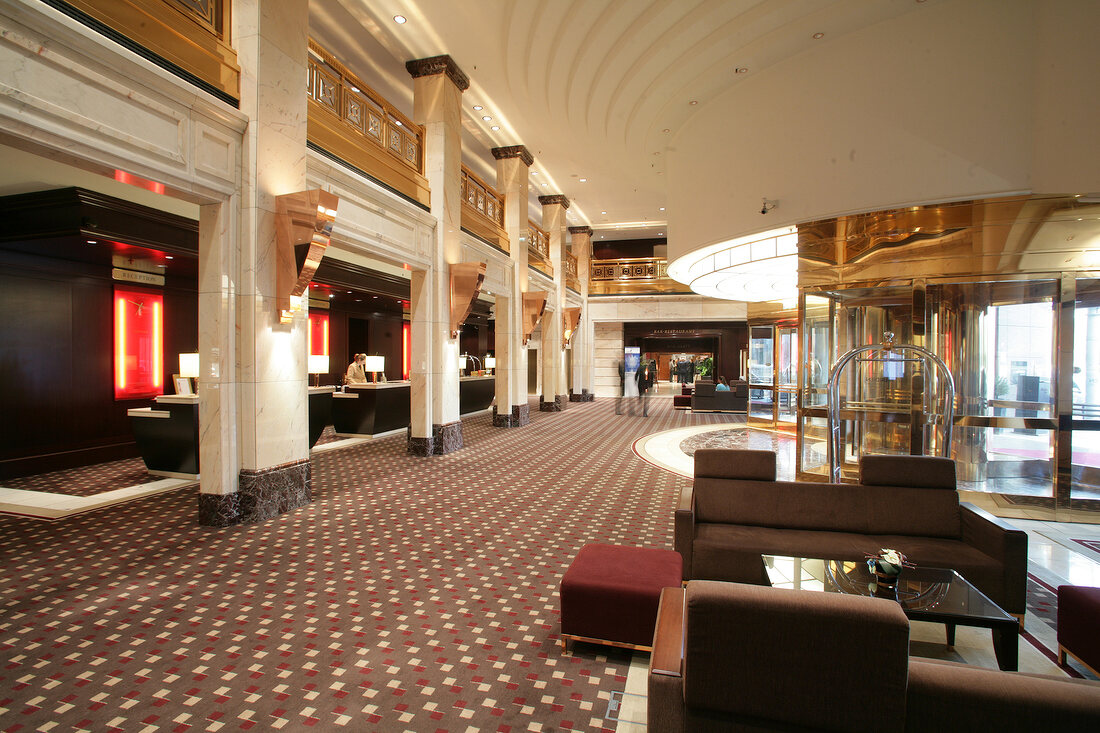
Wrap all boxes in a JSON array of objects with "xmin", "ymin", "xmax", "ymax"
[{"xmin": 0, "ymin": 397, "xmax": 737, "ymax": 732}]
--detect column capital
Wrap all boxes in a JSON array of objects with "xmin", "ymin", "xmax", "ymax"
[
  {"xmin": 568, "ymin": 226, "xmax": 592, "ymax": 236},
  {"xmin": 491, "ymin": 145, "xmax": 534, "ymax": 166},
  {"xmin": 538, "ymin": 194, "xmax": 570, "ymax": 210},
  {"xmin": 405, "ymin": 55, "xmax": 470, "ymax": 91}
]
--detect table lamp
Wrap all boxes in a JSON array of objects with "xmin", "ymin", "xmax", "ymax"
[
  {"xmin": 178, "ymin": 352, "xmax": 199, "ymax": 394},
  {"xmin": 485, "ymin": 356, "xmax": 496, "ymax": 375},
  {"xmin": 363, "ymin": 355, "xmax": 385, "ymax": 383},
  {"xmin": 308, "ymin": 354, "xmax": 329, "ymax": 387}
]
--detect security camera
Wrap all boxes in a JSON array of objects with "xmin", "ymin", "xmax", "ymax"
[
  {"xmin": 760, "ymin": 198, "xmax": 777, "ymax": 215},
  {"xmin": 761, "ymin": 204, "xmax": 769, "ymax": 215}
]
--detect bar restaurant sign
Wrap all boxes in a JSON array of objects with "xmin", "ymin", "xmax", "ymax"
[{"xmin": 112, "ymin": 267, "xmax": 165, "ymax": 287}]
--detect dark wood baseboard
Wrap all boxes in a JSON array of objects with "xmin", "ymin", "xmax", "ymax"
[{"xmin": 0, "ymin": 441, "xmax": 140, "ymax": 481}]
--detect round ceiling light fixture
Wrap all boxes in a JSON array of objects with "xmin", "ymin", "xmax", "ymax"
[
  {"xmin": 393, "ymin": 15, "xmax": 407, "ymax": 24},
  {"xmin": 490, "ymin": 125, "xmax": 500, "ymax": 131},
  {"xmin": 482, "ymin": 115, "xmax": 492, "ymax": 122},
  {"xmin": 735, "ymin": 67, "xmax": 749, "ymax": 74},
  {"xmin": 472, "ymin": 105, "xmax": 483, "ymax": 111},
  {"xmin": 667, "ymin": 226, "xmax": 799, "ymax": 302},
  {"xmin": 689, "ymin": 100, "xmax": 698, "ymax": 105},
  {"xmin": 812, "ymin": 32, "xmax": 825, "ymax": 39}
]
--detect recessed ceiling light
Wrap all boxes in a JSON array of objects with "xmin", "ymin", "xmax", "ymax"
[
  {"xmin": 660, "ymin": 207, "xmax": 665, "ymax": 211},
  {"xmin": 482, "ymin": 115, "xmax": 492, "ymax": 121},
  {"xmin": 490, "ymin": 125, "xmax": 499, "ymax": 131},
  {"xmin": 86, "ymin": 239, "xmax": 97, "ymax": 244},
  {"xmin": 473, "ymin": 105, "xmax": 483, "ymax": 111},
  {"xmin": 165, "ymin": 255, "xmax": 174, "ymax": 259},
  {"xmin": 662, "ymin": 128, "xmax": 670, "ymax": 133},
  {"xmin": 329, "ymin": 294, "xmax": 334, "ymax": 298},
  {"xmin": 813, "ymin": 32, "xmax": 825, "ymax": 39},
  {"xmin": 531, "ymin": 171, "xmax": 538, "ymax": 175},
  {"xmin": 735, "ymin": 67, "xmax": 749, "ymax": 74},
  {"xmin": 689, "ymin": 100, "xmax": 698, "ymax": 105},
  {"xmin": 579, "ymin": 178, "xmax": 587, "ymax": 183},
  {"xmin": 395, "ymin": 120, "xmax": 402, "ymax": 126},
  {"xmin": 393, "ymin": 15, "xmax": 407, "ymax": 24},
  {"xmin": 654, "ymin": 152, "xmax": 661, "ymax": 156},
  {"xmin": 601, "ymin": 211, "xmax": 607, "ymax": 214},
  {"xmin": 659, "ymin": 233, "xmax": 664, "ymax": 236}
]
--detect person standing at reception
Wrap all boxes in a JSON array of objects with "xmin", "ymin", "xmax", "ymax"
[{"xmin": 345, "ymin": 353, "xmax": 367, "ymax": 385}]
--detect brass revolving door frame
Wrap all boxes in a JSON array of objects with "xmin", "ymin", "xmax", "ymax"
[{"xmin": 826, "ymin": 331, "xmax": 956, "ymax": 483}]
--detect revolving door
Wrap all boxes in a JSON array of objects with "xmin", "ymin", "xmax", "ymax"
[{"xmin": 798, "ymin": 277, "xmax": 1100, "ymax": 515}]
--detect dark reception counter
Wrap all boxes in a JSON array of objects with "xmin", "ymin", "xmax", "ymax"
[
  {"xmin": 127, "ymin": 394, "xmax": 200, "ymax": 479},
  {"xmin": 331, "ymin": 376, "xmax": 495, "ymax": 438},
  {"xmin": 308, "ymin": 386, "xmax": 334, "ymax": 447}
]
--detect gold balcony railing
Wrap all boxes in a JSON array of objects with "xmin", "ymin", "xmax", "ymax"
[
  {"xmin": 589, "ymin": 257, "xmax": 687, "ymax": 295},
  {"xmin": 307, "ymin": 40, "xmax": 430, "ymax": 207},
  {"xmin": 528, "ymin": 220, "xmax": 553, "ymax": 278},
  {"xmin": 63, "ymin": 0, "xmax": 239, "ymax": 100},
  {"xmin": 461, "ymin": 166, "xmax": 509, "ymax": 251},
  {"xmin": 564, "ymin": 251, "xmax": 581, "ymax": 292}
]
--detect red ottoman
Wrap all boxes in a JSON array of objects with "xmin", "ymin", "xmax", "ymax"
[
  {"xmin": 1058, "ymin": 585, "xmax": 1100, "ymax": 676},
  {"xmin": 560, "ymin": 544, "xmax": 682, "ymax": 651}
]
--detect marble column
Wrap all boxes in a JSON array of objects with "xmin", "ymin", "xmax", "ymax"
[
  {"xmin": 199, "ymin": 0, "xmax": 312, "ymax": 527},
  {"xmin": 539, "ymin": 194, "xmax": 569, "ymax": 411},
  {"xmin": 492, "ymin": 145, "xmax": 533, "ymax": 427},
  {"xmin": 569, "ymin": 225, "xmax": 594, "ymax": 401},
  {"xmin": 407, "ymin": 56, "xmax": 469, "ymax": 454}
]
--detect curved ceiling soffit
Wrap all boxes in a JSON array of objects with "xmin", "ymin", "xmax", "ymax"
[
  {"xmin": 560, "ymin": 0, "xmax": 635, "ymax": 128},
  {"xmin": 601, "ymin": 0, "xmax": 764, "ymax": 145}
]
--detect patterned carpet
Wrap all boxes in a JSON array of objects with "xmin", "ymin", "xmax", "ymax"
[
  {"xmin": 0, "ymin": 397, "xmax": 736, "ymax": 732},
  {"xmin": 2, "ymin": 457, "xmax": 152, "ymax": 497}
]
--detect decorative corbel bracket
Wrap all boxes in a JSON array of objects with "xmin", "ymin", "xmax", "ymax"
[
  {"xmin": 275, "ymin": 189, "xmax": 338, "ymax": 323},
  {"xmin": 522, "ymin": 291, "xmax": 547, "ymax": 345},
  {"xmin": 562, "ymin": 307, "xmax": 581, "ymax": 349},
  {"xmin": 450, "ymin": 262, "xmax": 486, "ymax": 338}
]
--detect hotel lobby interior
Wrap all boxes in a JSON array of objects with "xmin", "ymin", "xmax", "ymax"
[{"xmin": 2, "ymin": 1, "xmax": 1100, "ymax": 730}]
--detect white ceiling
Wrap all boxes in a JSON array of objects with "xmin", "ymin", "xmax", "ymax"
[{"xmin": 313, "ymin": 0, "xmax": 926, "ymax": 241}]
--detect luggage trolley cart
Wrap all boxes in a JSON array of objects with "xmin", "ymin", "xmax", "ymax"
[{"xmin": 826, "ymin": 331, "xmax": 956, "ymax": 482}]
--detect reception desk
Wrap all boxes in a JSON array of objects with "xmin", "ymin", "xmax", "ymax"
[
  {"xmin": 459, "ymin": 375, "xmax": 495, "ymax": 415},
  {"xmin": 308, "ymin": 386, "xmax": 335, "ymax": 448},
  {"xmin": 332, "ymin": 382, "xmax": 411, "ymax": 437},
  {"xmin": 127, "ymin": 394, "xmax": 200, "ymax": 479}
]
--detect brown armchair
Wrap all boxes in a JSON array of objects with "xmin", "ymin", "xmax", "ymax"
[{"xmin": 649, "ymin": 581, "xmax": 1100, "ymax": 732}]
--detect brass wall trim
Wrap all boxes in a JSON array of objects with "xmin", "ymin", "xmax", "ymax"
[
  {"xmin": 275, "ymin": 189, "xmax": 338, "ymax": 323},
  {"xmin": 449, "ymin": 262, "xmax": 486, "ymax": 338},
  {"xmin": 562, "ymin": 307, "xmax": 581, "ymax": 349},
  {"xmin": 522, "ymin": 292, "xmax": 547, "ymax": 345}
]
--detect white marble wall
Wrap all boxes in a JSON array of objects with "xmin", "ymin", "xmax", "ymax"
[
  {"xmin": 413, "ymin": 71, "xmax": 464, "ymax": 430},
  {"xmin": 234, "ymin": 0, "xmax": 311, "ymax": 472},
  {"xmin": 496, "ymin": 153, "xmax": 530, "ymax": 415},
  {"xmin": 593, "ymin": 322, "xmax": 625, "ymax": 398},
  {"xmin": 408, "ymin": 269, "xmax": 433, "ymax": 439},
  {"xmin": 587, "ymin": 294, "xmax": 748, "ymax": 323}
]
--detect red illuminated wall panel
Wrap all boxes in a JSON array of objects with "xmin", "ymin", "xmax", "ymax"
[
  {"xmin": 308, "ymin": 312, "xmax": 330, "ymax": 356},
  {"xmin": 114, "ymin": 286, "xmax": 164, "ymax": 400}
]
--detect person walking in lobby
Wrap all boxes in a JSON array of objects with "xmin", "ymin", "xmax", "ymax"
[{"xmin": 636, "ymin": 362, "xmax": 655, "ymax": 417}]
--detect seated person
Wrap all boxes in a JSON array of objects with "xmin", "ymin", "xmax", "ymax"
[{"xmin": 715, "ymin": 376, "xmax": 731, "ymax": 392}]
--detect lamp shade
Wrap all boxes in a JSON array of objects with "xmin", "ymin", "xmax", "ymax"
[
  {"xmin": 485, "ymin": 357, "xmax": 496, "ymax": 368},
  {"xmin": 308, "ymin": 354, "xmax": 329, "ymax": 375},
  {"xmin": 363, "ymin": 355, "xmax": 385, "ymax": 372},
  {"xmin": 458, "ymin": 355, "xmax": 467, "ymax": 370},
  {"xmin": 179, "ymin": 352, "xmax": 200, "ymax": 378}
]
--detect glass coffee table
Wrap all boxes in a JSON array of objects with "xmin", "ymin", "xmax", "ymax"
[{"xmin": 763, "ymin": 555, "xmax": 1019, "ymax": 671}]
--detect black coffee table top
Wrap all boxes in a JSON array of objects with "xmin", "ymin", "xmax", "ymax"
[{"xmin": 762, "ymin": 556, "xmax": 1016, "ymax": 629}]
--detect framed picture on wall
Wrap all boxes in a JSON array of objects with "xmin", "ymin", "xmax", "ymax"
[{"xmin": 173, "ymin": 375, "xmax": 194, "ymax": 395}]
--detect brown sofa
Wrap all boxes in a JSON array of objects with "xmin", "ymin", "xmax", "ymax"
[
  {"xmin": 648, "ymin": 581, "xmax": 1100, "ymax": 732},
  {"xmin": 675, "ymin": 449, "xmax": 1028, "ymax": 616},
  {"xmin": 690, "ymin": 380, "xmax": 747, "ymax": 412}
]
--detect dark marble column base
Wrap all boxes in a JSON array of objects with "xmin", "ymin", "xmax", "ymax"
[
  {"xmin": 569, "ymin": 392, "xmax": 583, "ymax": 402},
  {"xmin": 492, "ymin": 406, "xmax": 512, "ymax": 428},
  {"xmin": 583, "ymin": 390, "xmax": 595, "ymax": 402},
  {"xmin": 238, "ymin": 459, "xmax": 311, "ymax": 525},
  {"xmin": 198, "ymin": 459, "xmax": 311, "ymax": 527},
  {"xmin": 433, "ymin": 421, "xmax": 463, "ymax": 454},
  {"xmin": 556, "ymin": 394, "xmax": 568, "ymax": 411},
  {"xmin": 407, "ymin": 429, "xmax": 434, "ymax": 456},
  {"xmin": 511, "ymin": 403, "xmax": 530, "ymax": 426},
  {"xmin": 539, "ymin": 397, "xmax": 561, "ymax": 412},
  {"xmin": 198, "ymin": 492, "xmax": 240, "ymax": 528}
]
